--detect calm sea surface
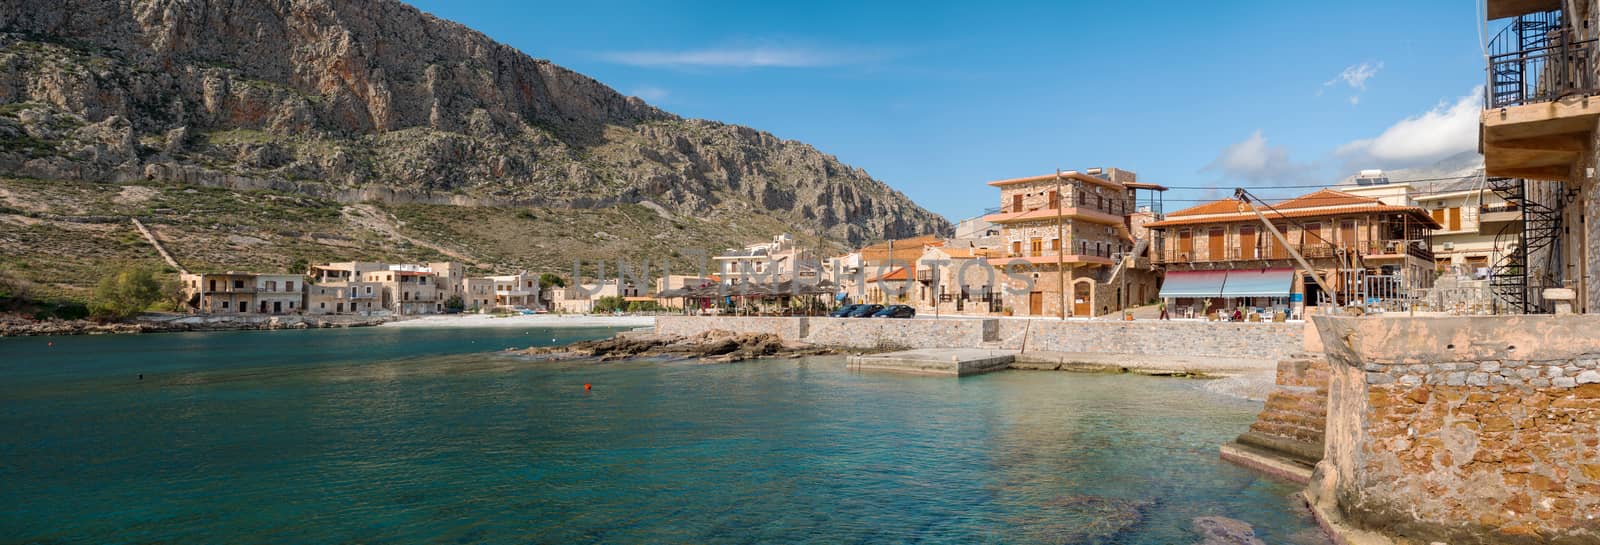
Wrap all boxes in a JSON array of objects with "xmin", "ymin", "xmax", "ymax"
[{"xmin": 0, "ymin": 326, "xmax": 1325, "ymax": 544}]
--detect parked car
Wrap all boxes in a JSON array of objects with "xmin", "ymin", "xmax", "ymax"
[
  {"xmin": 845, "ymin": 304, "xmax": 884, "ymax": 318},
  {"xmin": 828, "ymin": 304, "xmax": 862, "ymax": 318},
  {"xmin": 871, "ymin": 305, "xmax": 916, "ymax": 318}
]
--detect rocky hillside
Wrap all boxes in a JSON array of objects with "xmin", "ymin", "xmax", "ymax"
[{"xmin": 0, "ymin": 0, "xmax": 949, "ymax": 247}]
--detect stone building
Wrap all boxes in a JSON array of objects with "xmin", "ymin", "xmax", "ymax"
[
  {"xmin": 1480, "ymin": 0, "xmax": 1599, "ymax": 313},
  {"xmin": 179, "ymin": 272, "xmax": 305, "ymax": 315},
  {"xmin": 1145, "ymin": 189, "xmax": 1439, "ymax": 318},
  {"xmin": 980, "ymin": 168, "xmax": 1165, "ymax": 317},
  {"xmin": 487, "ymin": 272, "xmax": 538, "ymax": 309},
  {"xmin": 362, "ymin": 267, "xmax": 441, "ymax": 316},
  {"xmin": 305, "ymin": 280, "xmax": 381, "ymax": 315},
  {"xmin": 462, "ymin": 277, "xmax": 495, "ymax": 312},
  {"xmin": 912, "ymin": 244, "xmax": 1002, "ymax": 315},
  {"xmin": 1339, "ymin": 170, "xmax": 1511, "ymax": 278}
]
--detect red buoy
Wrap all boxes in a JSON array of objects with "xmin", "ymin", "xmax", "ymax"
[{"xmin": 584, "ymin": 383, "xmax": 592, "ymax": 391}]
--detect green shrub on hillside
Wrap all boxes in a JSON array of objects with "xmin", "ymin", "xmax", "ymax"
[{"xmin": 89, "ymin": 267, "xmax": 163, "ymax": 321}]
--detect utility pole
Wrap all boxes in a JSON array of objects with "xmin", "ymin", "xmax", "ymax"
[{"xmin": 1056, "ymin": 169, "xmax": 1066, "ymax": 320}]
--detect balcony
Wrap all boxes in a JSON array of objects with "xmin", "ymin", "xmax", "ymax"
[
  {"xmin": 1481, "ymin": 9, "xmax": 1600, "ymax": 181},
  {"xmin": 1154, "ymin": 241, "xmax": 1430, "ymax": 264},
  {"xmin": 1478, "ymin": 202, "xmax": 1524, "ymax": 235}
]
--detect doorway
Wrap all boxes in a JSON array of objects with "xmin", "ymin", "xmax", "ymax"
[
  {"xmin": 1073, "ymin": 282, "xmax": 1092, "ymax": 317},
  {"xmin": 1028, "ymin": 291, "xmax": 1043, "ymax": 315}
]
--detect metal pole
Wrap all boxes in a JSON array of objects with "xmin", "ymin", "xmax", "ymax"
[{"xmin": 1056, "ymin": 169, "xmax": 1066, "ymax": 320}]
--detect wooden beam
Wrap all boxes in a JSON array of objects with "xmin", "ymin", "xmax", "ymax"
[
  {"xmin": 1487, "ymin": 0, "xmax": 1561, "ymax": 20},
  {"xmin": 1483, "ymin": 165, "xmax": 1573, "ymax": 181},
  {"xmin": 1481, "ymin": 97, "xmax": 1600, "ymax": 141},
  {"xmin": 1488, "ymin": 133, "xmax": 1592, "ymax": 152}
]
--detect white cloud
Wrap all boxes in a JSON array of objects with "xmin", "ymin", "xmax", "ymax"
[
  {"xmin": 597, "ymin": 46, "xmax": 878, "ymax": 68},
  {"xmin": 1336, "ymin": 88, "xmax": 1481, "ymax": 169},
  {"xmin": 1204, "ymin": 130, "xmax": 1306, "ymax": 183},
  {"xmin": 1323, "ymin": 61, "xmax": 1383, "ymax": 105},
  {"xmin": 629, "ymin": 85, "xmax": 670, "ymax": 102},
  {"xmin": 1327, "ymin": 61, "xmax": 1383, "ymax": 90}
]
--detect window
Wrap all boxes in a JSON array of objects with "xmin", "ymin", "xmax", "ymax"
[
  {"xmin": 1012, "ymin": 241, "xmax": 1022, "ymax": 255},
  {"xmin": 1030, "ymin": 239, "xmax": 1043, "ymax": 256},
  {"xmin": 1048, "ymin": 190, "xmax": 1059, "ymax": 209},
  {"xmin": 1051, "ymin": 238, "xmax": 1060, "ymax": 251},
  {"xmin": 1448, "ymin": 207, "xmax": 1461, "ymax": 231},
  {"xmin": 1012, "ymin": 194, "xmax": 1023, "ymax": 212},
  {"xmin": 285, "ymin": 281, "xmax": 294, "ymax": 292},
  {"xmin": 234, "ymin": 280, "xmax": 244, "ymax": 289}
]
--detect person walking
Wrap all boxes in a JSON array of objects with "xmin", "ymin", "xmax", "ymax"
[{"xmin": 1158, "ymin": 299, "xmax": 1169, "ymax": 320}]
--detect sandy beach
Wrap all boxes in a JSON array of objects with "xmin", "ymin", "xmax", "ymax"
[{"xmin": 380, "ymin": 314, "xmax": 657, "ymax": 329}]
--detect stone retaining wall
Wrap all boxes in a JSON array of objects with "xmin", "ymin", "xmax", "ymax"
[
  {"xmin": 996, "ymin": 320, "xmax": 1304, "ymax": 360},
  {"xmin": 654, "ymin": 316, "xmax": 808, "ymax": 340},
  {"xmin": 1310, "ymin": 315, "xmax": 1600, "ymax": 545},
  {"xmin": 654, "ymin": 316, "xmax": 1305, "ymax": 360},
  {"xmin": 804, "ymin": 317, "xmax": 991, "ymax": 349}
]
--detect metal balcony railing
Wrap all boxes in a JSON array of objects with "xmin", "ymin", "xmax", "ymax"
[{"xmin": 1486, "ymin": 10, "xmax": 1599, "ymax": 108}]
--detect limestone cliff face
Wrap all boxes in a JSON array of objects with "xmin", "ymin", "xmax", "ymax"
[{"xmin": 0, "ymin": 0, "xmax": 949, "ymax": 245}]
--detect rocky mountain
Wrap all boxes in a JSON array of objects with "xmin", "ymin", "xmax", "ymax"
[{"xmin": 0, "ymin": 0, "xmax": 949, "ymax": 247}]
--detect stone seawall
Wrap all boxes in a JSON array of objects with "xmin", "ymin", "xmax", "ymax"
[
  {"xmin": 654, "ymin": 316, "xmax": 1304, "ymax": 360},
  {"xmin": 1310, "ymin": 315, "xmax": 1600, "ymax": 545},
  {"xmin": 805, "ymin": 317, "xmax": 992, "ymax": 349},
  {"xmin": 654, "ymin": 316, "xmax": 808, "ymax": 340},
  {"xmin": 0, "ymin": 313, "xmax": 392, "ymax": 336},
  {"xmin": 996, "ymin": 320, "xmax": 1304, "ymax": 360}
]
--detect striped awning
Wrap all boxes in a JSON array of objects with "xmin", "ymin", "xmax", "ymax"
[
  {"xmin": 1158, "ymin": 270, "xmax": 1228, "ymax": 298},
  {"xmin": 1219, "ymin": 268, "xmax": 1296, "ymax": 298}
]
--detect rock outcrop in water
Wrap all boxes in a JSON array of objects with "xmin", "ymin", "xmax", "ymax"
[
  {"xmin": 515, "ymin": 329, "xmax": 837, "ymax": 363},
  {"xmin": 0, "ymin": 0, "xmax": 949, "ymax": 246},
  {"xmin": 1191, "ymin": 516, "xmax": 1268, "ymax": 545}
]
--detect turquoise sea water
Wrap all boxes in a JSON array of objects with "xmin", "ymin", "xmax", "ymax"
[{"xmin": 0, "ymin": 326, "xmax": 1325, "ymax": 544}]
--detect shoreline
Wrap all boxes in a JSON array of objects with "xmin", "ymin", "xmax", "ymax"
[{"xmin": 0, "ymin": 312, "xmax": 659, "ymax": 337}]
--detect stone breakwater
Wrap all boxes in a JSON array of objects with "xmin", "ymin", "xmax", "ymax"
[
  {"xmin": 1309, "ymin": 315, "xmax": 1600, "ymax": 545},
  {"xmin": 0, "ymin": 314, "xmax": 391, "ymax": 336},
  {"xmin": 655, "ymin": 316, "xmax": 1305, "ymax": 360}
]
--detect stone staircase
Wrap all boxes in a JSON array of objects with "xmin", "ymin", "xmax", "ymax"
[{"xmin": 1220, "ymin": 353, "xmax": 1330, "ymax": 482}]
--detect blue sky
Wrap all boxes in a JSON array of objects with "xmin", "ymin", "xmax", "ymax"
[{"xmin": 406, "ymin": 0, "xmax": 1491, "ymax": 221}]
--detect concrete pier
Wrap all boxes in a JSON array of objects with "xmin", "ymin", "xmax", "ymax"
[{"xmin": 847, "ymin": 348, "xmax": 1016, "ymax": 376}]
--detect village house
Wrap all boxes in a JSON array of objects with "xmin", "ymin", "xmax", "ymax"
[
  {"xmin": 1144, "ymin": 188, "xmax": 1440, "ymax": 318},
  {"xmin": 488, "ymin": 272, "xmax": 539, "ymax": 309},
  {"xmin": 179, "ymin": 272, "xmax": 305, "ymax": 315},
  {"xmin": 305, "ymin": 280, "xmax": 381, "ymax": 315},
  {"xmin": 912, "ymin": 244, "xmax": 1002, "ymax": 315},
  {"xmin": 362, "ymin": 266, "xmax": 441, "ymax": 316},
  {"xmin": 981, "ymin": 168, "xmax": 1165, "ymax": 317},
  {"xmin": 714, "ymin": 234, "xmax": 820, "ymax": 287},
  {"xmin": 843, "ymin": 234, "xmax": 943, "ymax": 304},
  {"xmin": 462, "ymin": 277, "xmax": 495, "ymax": 312},
  {"xmin": 548, "ymin": 280, "xmax": 643, "ymax": 313},
  {"xmin": 1339, "ymin": 170, "xmax": 1510, "ymax": 278}
]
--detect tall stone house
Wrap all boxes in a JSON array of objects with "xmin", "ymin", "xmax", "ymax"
[
  {"xmin": 980, "ymin": 168, "xmax": 1166, "ymax": 317},
  {"xmin": 1480, "ymin": 0, "xmax": 1600, "ymax": 314},
  {"xmin": 1144, "ymin": 189, "xmax": 1439, "ymax": 318}
]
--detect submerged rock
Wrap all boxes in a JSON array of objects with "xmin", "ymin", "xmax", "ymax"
[
  {"xmin": 1011, "ymin": 495, "xmax": 1156, "ymax": 544},
  {"xmin": 1191, "ymin": 516, "xmax": 1267, "ymax": 545}
]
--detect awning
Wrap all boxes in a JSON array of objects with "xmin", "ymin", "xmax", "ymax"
[
  {"xmin": 1219, "ymin": 268, "xmax": 1295, "ymax": 298},
  {"xmin": 1159, "ymin": 270, "xmax": 1228, "ymax": 298}
]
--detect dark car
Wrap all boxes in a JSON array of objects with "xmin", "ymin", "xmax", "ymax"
[
  {"xmin": 845, "ymin": 304, "xmax": 884, "ymax": 318},
  {"xmin": 870, "ymin": 305, "xmax": 916, "ymax": 318},
  {"xmin": 828, "ymin": 304, "xmax": 862, "ymax": 318}
]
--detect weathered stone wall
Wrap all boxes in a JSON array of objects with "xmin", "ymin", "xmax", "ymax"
[
  {"xmin": 995, "ymin": 320, "xmax": 1304, "ymax": 360},
  {"xmin": 656, "ymin": 316, "xmax": 1304, "ymax": 360},
  {"xmin": 804, "ymin": 317, "xmax": 990, "ymax": 349},
  {"xmin": 1310, "ymin": 315, "xmax": 1600, "ymax": 545},
  {"xmin": 1240, "ymin": 354, "xmax": 1330, "ymax": 462},
  {"xmin": 654, "ymin": 316, "xmax": 808, "ymax": 340}
]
